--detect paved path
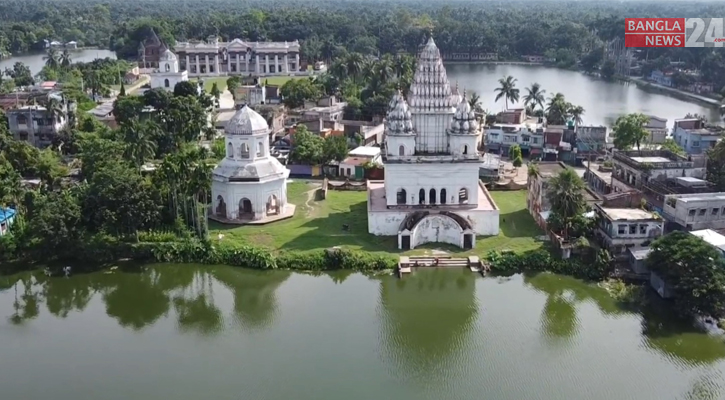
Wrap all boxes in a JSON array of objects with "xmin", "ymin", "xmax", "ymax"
[{"xmin": 631, "ymin": 77, "xmax": 720, "ymax": 106}]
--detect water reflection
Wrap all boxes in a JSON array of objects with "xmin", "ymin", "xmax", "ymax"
[
  {"xmin": 212, "ymin": 267, "xmax": 290, "ymax": 331},
  {"xmin": 1, "ymin": 265, "xmax": 291, "ymax": 335},
  {"xmin": 379, "ymin": 269, "xmax": 477, "ymax": 380}
]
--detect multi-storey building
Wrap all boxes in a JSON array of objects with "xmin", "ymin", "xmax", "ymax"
[
  {"xmin": 610, "ymin": 149, "xmax": 705, "ymax": 193},
  {"xmin": 138, "ymin": 29, "xmax": 167, "ymax": 69},
  {"xmin": 643, "ymin": 115, "xmax": 667, "ymax": 144},
  {"xmin": 485, "ymin": 119, "xmax": 545, "ymax": 157},
  {"xmin": 673, "ymin": 118, "xmax": 722, "ymax": 155},
  {"xmin": 662, "ymin": 192, "xmax": 725, "ymax": 231},
  {"xmin": 576, "ymin": 125, "xmax": 608, "ymax": 152},
  {"xmin": 174, "ymin": 36, "xmax": 301, "ymax": 77},
  {"xmin": 594, "ymin": 204, "xmax": 664, "ymax": 257},
  {"xmin": 7, "ymin": 94, "xmax": 73, "ymax": 148}
]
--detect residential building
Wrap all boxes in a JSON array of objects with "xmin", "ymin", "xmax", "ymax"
[
  {"xmin": 643, "ymin": 115, "xmax": 667, "ymax": 144},
  {"xmin": 7, "ymin": 93, "xmax": 73, "ymax": 148},
  {"xmin": 628, "ymin": 248, "xmax": 651, "ymax": 275},
  {"xmin": 0, "ymin": 207, "xmax": 16, "ymax": 236},
  {"xmin": 485, "ymin": 118, "xmax": 545, "ymax": 157},
  {"xmin": 522, "ymin": 55, "xmax": 545, "ymax": 63},
  {"xmin": 662, "ymin": 192, "xmax": 725, "ymax": 231},
  {"xmin": 582, "ymin": 164, "xmax": 613, "ymax": 195},
  {"xmin": 174, "ymin": 35, "xmax": 301, "ymax": 77},
  {"xmin": 690, "ymin": 229, "xmax": 725, "ymax": 257},
  {"xmin": 88, "ymin": 102, "xmax": 117, "ymax": 129},
  {"xmin": 610, "ymin": 149, "xmax": 705, "ymax": 194},
  {"xmin": 576, "ymin": 125, "xmax": 608, "ymax": 152},
  {"xmin": 234, "ymin": 84, "xmax": 267, "ymax": 106},
  {"xmin": 368, "ymin": 37, "xmax": 499, "ymax": 250},
  {"xmin": 527, "ymin": 162, "xmax": 602, "ymax": 229},
  {"xmin": 673, "ymin": 118, "xmax": 722, "ymax": 155},
  {"xmin": 339, "ymin": 146, "xmax": 382, "ymax": 179},
  {"xmin": 443, "ymin": 52, "xmax": 498, "ymax": 61},
  {"xmin": 594, "ymin": 204, "xmax": 664, "ymax": 257},
  {"xmin": 302, "ymin": 96, "xmax": 346, "ymax": 122},
  {"xmin": 649, "ymin": 70, "xmax": 673, "ymax": 87}
]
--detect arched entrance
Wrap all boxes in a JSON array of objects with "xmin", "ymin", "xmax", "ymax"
[
  {"xmin": 398, "ymin": 212, "xmax": 472, "ymax": 249},
  {"xmin": 216, "ymin": 195, "xmax": 227, "ymax": 219},
  {"xmin": 266, "ymin": 194, "xmax": 280, "ymax": 216},
  {"xmin": 239, "ymin": 198, "xmax": 253, "ymax": 219}
]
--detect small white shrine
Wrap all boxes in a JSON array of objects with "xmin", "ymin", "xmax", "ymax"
[
  {"xmin": 150, "ymin": 49, "xmax": 189, "ymax": 91},
  {"xmin": 209, "ymin": 105, "xmax": 295, "ymax": 224},
  {"xmin": 366, "ymin": 36, "xmax": 500, "ymax": 250}
]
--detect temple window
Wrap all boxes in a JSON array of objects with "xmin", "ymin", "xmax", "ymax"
[
  {"xmin": 459, "ymin": 188, "xmax": 469, "ymax": 204},
  {"xmin": 419, "ymin": 189, "xmax": 425, "ymax": 205},
  {"xmin": 396, "ymin": 189, "xmax": 407, "ymax": 205}
]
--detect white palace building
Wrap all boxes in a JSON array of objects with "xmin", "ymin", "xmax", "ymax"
[
  {"xmin": 367, "ymin": 37, "xmax": 500, "ymax": 250},
  {"xmin": 174, "ymin": 36, "xmax": 301, "ymax": 78}
]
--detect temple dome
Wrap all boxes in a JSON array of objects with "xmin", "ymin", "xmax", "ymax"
[
  {"xmin": 159, "ymin": 49, "xmax": 178, "ymax": 62},
  {"xmin": 385, "ymin": 91, "xmax": 414, "ymax": 136},
  {"xmin": 449, "ymin": 92, "xmax": 479, "ymax": 134},
  {"xmin": 225, "ymin": 105, "xmax": 269, "ymax": 136}
]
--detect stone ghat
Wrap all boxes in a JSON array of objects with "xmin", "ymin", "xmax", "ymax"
[{"xmin": 397, "ymin": 255, "xmax": 490, "ymax": 276}]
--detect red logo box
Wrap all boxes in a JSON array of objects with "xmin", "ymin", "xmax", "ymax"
[{"xmin": 625, "ymin": 18, "xmax": 685, "ymax": 47}]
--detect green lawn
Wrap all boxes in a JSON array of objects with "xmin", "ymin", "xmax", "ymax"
[
  {"xmin": 261, "ymin": 75, "xmax": 308, "ymax": 86},
  {"xmin": 200, "ymin": 77, "xmax": 228, "ymax": 92},
  {"xmin": 209, "ymin": 182, "xmax": 544, "ymax": 256}
]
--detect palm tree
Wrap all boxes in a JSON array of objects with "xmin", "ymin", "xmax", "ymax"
[
  {"xmin": 468, "ymin": 91, "xmax": 484, "ymax": 121},
  {"xmin": 329, "ymin": 60, "xmax": 348, "ymax": 82},
  {"xmin": 545, "ymin": 93, "xmax": 569, "ymax": 125},
  {"xmin": 44, "ymin": 48, "xmax": 59, "ymax": 69},
  {"xmin": 568, "ymin": 105, "xmax": 585, "ymax": 128},
  {"xmin": 393, "ymin": 53, "xmax": 415, "ymax": 79},
  {"xmin": 494, "ymin": 75, "xmax": 519, "ymax": 111},
  {"xmin": 343, "ymin": 52, "xmax": 365, "ymax": 81},
  {"xmin": 60, "ymin": 49, "xmax": 72, "ymax": 69},
  {"xmin": 546, "ymin": 168, "xmax": 586, "ymax": 239},
  {"xmin": 121, "ymin": 118, "xmax": 158, "ymax": 169},
  {"xmin": 523, "ymin": 83, "xmax": 546, "ymax": 112},
  {"xmin": 45, "ymin": 97, "xmax": 64, "ymax": 124}
]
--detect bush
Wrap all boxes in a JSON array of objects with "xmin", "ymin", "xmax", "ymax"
[{"xmin": 484, "ymin": 248, "xmax": 612, "ymax": 281}]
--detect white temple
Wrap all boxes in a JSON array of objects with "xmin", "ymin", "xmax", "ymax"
[
  {"xmin": 366, "ymin": 37, "xmax": 500, "ymax": 250},
  {"xmin": 209, "ymin": 106, "xmax": 295, "ymax": 224},
  {"xmin": 150, "ymin": 49, "xmax": 189, "ymax": 91}
]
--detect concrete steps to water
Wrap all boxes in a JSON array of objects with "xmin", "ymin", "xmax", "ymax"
[{"xmin": 397, "ymin": 255, "xmax": 490, "ymax": 277}]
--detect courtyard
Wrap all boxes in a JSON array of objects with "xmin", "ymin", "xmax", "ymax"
[{"xmin": 209, "ymin": 181, "xmax": 545, "ymax": 256}]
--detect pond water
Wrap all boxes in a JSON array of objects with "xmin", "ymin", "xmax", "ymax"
[
  {"xmin": 2, "ymin": 265, "xmax": 725, "ymax": 400},
  {"xmin": 446, "ymin": 64, "xmax": 720, "ymax": 129},
  {"xmin": 0, "ymin": 49, "xmax": 117, "ymax": 76}
]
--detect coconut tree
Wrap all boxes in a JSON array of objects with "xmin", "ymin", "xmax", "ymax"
[
  {"xmin": 568, "ymin": 105, "xmax": 585, "ymax": 128},
  {"xmin": 545, "ymin": 93, "xmax": 569, "ymax": 125},
  {"xmin": 468, "ymin": 91, "xmax": 484, "ymax": 121},
  {"xmin": 394, "ymin": 53, "xmax": 415, "ymax": 79},
  {"xmin": 45, "ymin": 97, "xmax": 64, "ymax": 124},
  {"xmin": 121, "ymin": 118, "xmax": 159, "ymax": 170},
  {"xmin": 523, "ymin": 83, "xmax": 546, "ymax": 112},
  {"xmin": 44, "ymin": 48, "xmax": 59, "ymax": 69},
  {"xmin": 60, "ymin": 49, "xmax": 72, "ymax": 69},
  {"xmin": 494, "ymin": 75, "xmax": 519, "ymax": 111},
  {"xmin": 546, "ymin": 168, "xmax": 586, "ymax": 239}
]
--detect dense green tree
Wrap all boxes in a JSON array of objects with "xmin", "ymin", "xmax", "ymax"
[
  {"xmin": 290, "ymin": 126, "xmax": 324, "ymax": 164},
  {"xmin": 661, "ymin": 138, "xmax": 685, "ymax": 156},
  {"xmin": 77, "ymin": 132, "xmax": 125, "ymax": 180},
  {"xmin": 280, "ymin": 78, "xmax": 322, "ymax": 109},
  {"xmin": 26, "ymin": 188, "xmax": 84, "ymax": 259},
  {"xmin": 82, "ymin": 162, "xmax": 161, "ymax": 236},
  {"xmin": 322, "ymin": 135, "xmax": 349, "ymax": 165},
  {"xmin": 174, "ymin": 81, "xmax": 199, "ymax": 98},
  {"xmin": 4, "ymin": 62, "xmax": 33, "ymax": 87},
  {"xmin": 121, "ymin": 118, "xmax": 160, "ymax": 169},
  {"xmin": 210, "ymin": 82, "xmax": 221, "ymax": 107},
  {"xmin": 707, "ymin": 140, "xmax": 725, "ymax": 192},
  {"xmin": 612, "ymin": 113, "xmax": 649, "ymax": 151},
  {"xmin": 648, "ymin": 231, "xmax": 725, "ymax": 318}
]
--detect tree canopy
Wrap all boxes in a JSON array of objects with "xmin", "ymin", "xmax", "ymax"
[
  {"xmin": 648, "ymin": 231, "xmax": 725, "ymax": 318},
  {"xmin": 612, "ymin": 113, "xmax": 650, "ymax": 151}
]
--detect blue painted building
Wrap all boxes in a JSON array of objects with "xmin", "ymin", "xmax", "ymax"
[
  {"xmin": 0, "ymin": 207, "xmax": 16, "ymax": 236},
  {"xmin": 649, "ymin": 70, "xmax": 673, "ymax": 87},
  {"xmin": 673, "ymin": 118, "xmax": 722, "ymax": 155}
]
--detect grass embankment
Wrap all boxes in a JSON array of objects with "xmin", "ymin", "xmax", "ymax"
[
  {"xmin": 209, "ymin": 181, "xmax": 544, "ymax": 256},
  {"xmin": 200, "ymin": 77, "xmax": 228, "ymax": 92}
]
